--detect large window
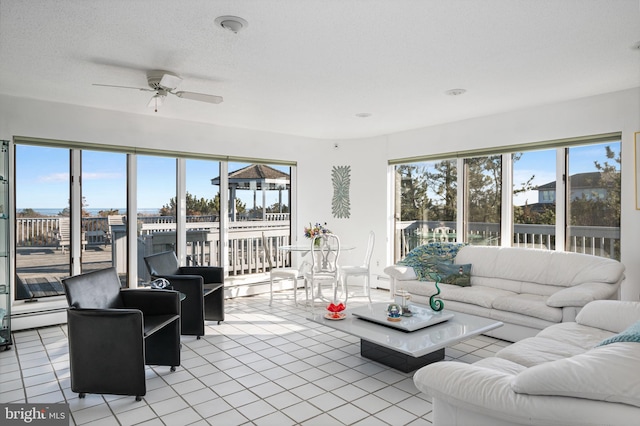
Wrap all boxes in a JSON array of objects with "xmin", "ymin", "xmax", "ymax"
[
  {"xmin": 392, "ymin": 135, "xmax": 621, "ymax": 262},
  {"xmin": 394, "ymin": 160, "xmax": 457, "ymax": 258},
  {"xmin": 567, "ymin": 143, "xmax": 621, "ymax": 259},
  {"xmin": 185, "ymin": 158, "xmax": 221, "ymax": 267},
  {"xmin": 513, "ymin": 149, "xmax": 557, "ymax": 250},
  {"xmin": 464, "ymin": 155, "xmax": 501, "ymax": 245},
  {"xmin": 15, "ymin": 145, "xmax": 71, "ymax": 300},
  {"xmin": 13, "ymin": 140, "xmax": 295, "ymax": 300},
  {"xmin": 81, "ymin": 150, "xmax": 128, "ymax": 279}
]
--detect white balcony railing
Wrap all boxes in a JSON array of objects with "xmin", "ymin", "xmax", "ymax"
[{"xmin": 396, "ymin": 220, "xmax": 621, "ymax": 261}]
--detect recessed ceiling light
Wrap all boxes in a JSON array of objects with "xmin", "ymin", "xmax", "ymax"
[
  {"xmin": 355, "ymin": 112, "xmax": 372, "ymax": 118},
  {"xmin": 445, "ymin": 89, "xmax": 467, "ymax": 96},
  {"xmin": 215, "ymin": 16, "xmax": 248, "ymax": 33}
]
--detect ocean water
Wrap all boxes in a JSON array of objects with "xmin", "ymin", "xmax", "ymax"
[{"xmin": 17, "ymin": 208, "xmax": 160, "ymax": 216}]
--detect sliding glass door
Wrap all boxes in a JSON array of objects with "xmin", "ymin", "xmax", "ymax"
[{"xmin": 15, "ymin": 145, "xmax": 71, "ymax": 300}]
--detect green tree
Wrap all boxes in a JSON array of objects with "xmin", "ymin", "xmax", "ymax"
[
  {"xmin": 160, "ymin": 192, "xmax": 246, "ymax": 217},
  {"xmin": 98, "ymin": 209, "xmax": 120, "ymax": 217},
  {"xmin": 397, "ymin": 164, "xmax": 432, "ymax": 221},
  {"xmin": 466, "ymin": 155, "xmax": 502, "ymax": 223},
  {"xmin": 17, "ymin": 208, "xmax": 43, "ymax": 218},
  {"xmin": 425, "ymin": 160, "xmax": 457, "ymax": 221}
]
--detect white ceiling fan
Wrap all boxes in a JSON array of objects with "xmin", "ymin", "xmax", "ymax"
[{"xmin": 93, "ymin": 70, "xmax": 223, "ymax": 112}]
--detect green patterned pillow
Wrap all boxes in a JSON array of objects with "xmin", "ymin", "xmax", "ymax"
[
  {"xmin": 596, "ymin": 320, "xmax": 640, "ymax": 347},
  {"xmin": 398, "ymin": 242, "xmax": 468, "ymax": 281},
  {"xmin": 434, "ymin": 262, "xmax": 471, "ymax": 287}
]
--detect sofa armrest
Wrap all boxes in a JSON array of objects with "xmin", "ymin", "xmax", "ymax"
[
  {"xmin": 121, "ymin": 288, "xmax": 180, "ymax": 316},
  {"xmin": 383, "ymin": 265, "xmax": 417, "ymax": 280},
  {"xmin": 546, "ymin": 282, "xmax": 619, "ymax": 308},
  {"xmin": 575, "ymin": 300, "xmax": 640, "ymax": 333},
  {"xmin": 414, "ymin": 361, "xmax": 638, "ymax": 426}
]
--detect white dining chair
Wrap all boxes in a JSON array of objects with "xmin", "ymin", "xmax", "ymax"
[
  {"xmin": 262, "ymin": 232, "xmax": 307, "ymax": 306},
  {"xmin": 339, "ymin": 230, "xmax": 375, "ymax": 303},
  {"xmin": 303, "ymin": 233, "xmax": 341, "ymax": 307}
]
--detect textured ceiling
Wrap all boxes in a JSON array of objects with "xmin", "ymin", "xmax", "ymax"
[{"xmin": 0, "ymin": 0, "xmax": 639, "ymax": 139}]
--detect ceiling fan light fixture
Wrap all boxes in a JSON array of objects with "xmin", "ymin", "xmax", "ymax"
[
  {"xmin": 215, "ymin": 15, "xmax": 248, "ymax": 33},
  {"xmin": 147, "ymin": 93, "xmax": 166, "ymax": 112}
]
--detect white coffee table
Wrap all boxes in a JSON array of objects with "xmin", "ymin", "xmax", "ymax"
[{"xmin": 308, "ymin": 302, "xmax": 503, "ymax": 372}]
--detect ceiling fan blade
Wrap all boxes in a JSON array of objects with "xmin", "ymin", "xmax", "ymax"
[
  {"xmin": 93, "ymin": 83, "xmax": 154, "ymax": 92},
  {"xmin": 159, "ymin": 73, "xmax": 182, "ymax": 90},
  {"xmin": 173, "ymin": 91, "xmax": 223, "ymax": 104}
]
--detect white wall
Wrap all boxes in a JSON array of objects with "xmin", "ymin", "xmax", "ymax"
[
  {"xmin": 2, "ymin": 88, "xmax": 639, "ymax": 302},
  {"xmin": 310, "ymin": 88, "xmax": 639, "ymax": 300}
]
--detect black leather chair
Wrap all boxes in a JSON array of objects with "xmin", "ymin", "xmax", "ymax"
[
  {"xmin": 62, "ymin": 267, "xmax": 181, "ymax": 401},
  {"xmin": 144, "ymin": 251, "xmax": 225, "ymax": 338}
]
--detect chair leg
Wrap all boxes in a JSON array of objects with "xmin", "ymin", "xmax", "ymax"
[
  {"xmin": 293, "ymin": 277, "xmax": 298, "ymax": 305},
  {"xmin": 342, "ymin": 276, "xmax": 349, "ymax": 303},
  {"xmin": 269, "ymin": 275, "xmax": 274, "ymax": 306}
]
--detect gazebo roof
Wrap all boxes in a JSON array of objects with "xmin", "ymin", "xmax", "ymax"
[{"xmin": 211, "ymin": 164, "xmax": 290, "ymax": 190}]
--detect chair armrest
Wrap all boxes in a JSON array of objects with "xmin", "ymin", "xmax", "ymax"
[
  {"xmin": 180, "ymin": 266, "xmax": 224, "ymax": 284},
  {"xmin": 121, "ymin": 289, "xmax": 180, "ymax": 316},
  {"xmin": 143, "ymin": 314, "xmax": 181, "ymax": 337},
  {"xmin": 152, "ymin": 274, "xmax": 206, "ymax": 300}
]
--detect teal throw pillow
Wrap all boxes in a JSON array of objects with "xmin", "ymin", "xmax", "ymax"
[
  {"xmin": 596, "ymin": 320, "xmax": 640, "ymax": 347},
  {"xmin": 434, "ymin": 262, "xmax": 471, "ymax": 287}
]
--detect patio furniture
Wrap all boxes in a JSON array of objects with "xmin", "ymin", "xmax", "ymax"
[
  {"xmin": 62, "ymin": 267, "xmax": 181, "ymax": 401},
  {"xmin": 55, "ymin": 217, "xmax": 87, "ymax": 253},
  {"xmin": 144, "ymin": 250, "xmax": 225, "ymax": 338},
  {"xmin": 339, "ymin": 230, "xmax": 375, "ymax": 303}
]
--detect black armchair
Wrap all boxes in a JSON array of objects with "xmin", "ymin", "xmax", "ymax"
[
  {"xmin": 62, "ymin": 267, "xmax": 181, "ymax": 401},
  {"xmin": 144, "ymin": 251, "xmax": 225, "ymax": 338}
]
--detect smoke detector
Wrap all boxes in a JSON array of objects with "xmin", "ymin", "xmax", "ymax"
[{"xmin": 215, "ymin": 16, "xmax": 248, "ymax": 33}]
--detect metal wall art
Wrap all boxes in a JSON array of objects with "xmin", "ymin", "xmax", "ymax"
[{"xmin": 331, "ymin": 165, "xmax": 351, "ymax": 218}]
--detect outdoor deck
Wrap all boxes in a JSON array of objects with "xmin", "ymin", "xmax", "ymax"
[{"xmin": 17, "ymin": 245, "xmax": 114, "ymax": 298}]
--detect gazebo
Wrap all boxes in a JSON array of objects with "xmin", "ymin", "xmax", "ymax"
[{"xmin": 211, "ymin": 164, "xmax": 290, "ymax": 221}]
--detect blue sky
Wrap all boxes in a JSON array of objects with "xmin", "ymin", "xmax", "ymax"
[
  {"xmin": 16, "ymin": 146, "xmax": 291, "ymax": 212},
  {"xmin": 15, "ymin": 142, "xmax": 619, "ymax": 212}
]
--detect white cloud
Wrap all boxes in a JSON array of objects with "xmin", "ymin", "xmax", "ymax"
[{"xmin": 82, "ymin": 172, "xmax": 122, "ymax": 180}]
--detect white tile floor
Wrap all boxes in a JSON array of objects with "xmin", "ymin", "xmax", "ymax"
[{"xmin": 0, "ymin": 289, "xmax": 511, "ymax": 425}]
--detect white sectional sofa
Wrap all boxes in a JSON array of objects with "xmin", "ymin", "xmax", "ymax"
[
  {"xmin": 384, "ymin": 245, "xmax": 625, "ymax": 342},
  {"xmin": 413, "ymin": 300, "xmax": 640, "ymax": 426}
]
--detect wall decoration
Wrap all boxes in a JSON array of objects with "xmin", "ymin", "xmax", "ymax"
[{"xmin": 331, "ymin": 165, "xmax": 351, "ymax": 218}]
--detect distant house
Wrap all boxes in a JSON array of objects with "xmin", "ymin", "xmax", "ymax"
[
  {"xmin": 516, "ymin": 172, "xmax": 612, "ymax": 213},
  {"xmin": 536, "ymin": 172, "xmax": 609, "ymax": 204}
]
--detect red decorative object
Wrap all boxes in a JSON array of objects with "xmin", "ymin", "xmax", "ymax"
[{"xmin": 327, "ymin": 302, "xmax": 345, "ymax": 318}]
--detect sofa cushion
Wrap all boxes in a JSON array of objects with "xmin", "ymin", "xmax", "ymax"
[
  {"xmin": 455, "ymin": 246, "xmax": 624, "ymax": 288},
  {"xmin": 492, "ymin": 294, "xmax": 562, "ymax": 323},
  {"xmin": 439, "ymin": 285, "xmax": 515, "ymax": 309},
  {"xmin": 596, "ymin": 320, "xmax": 640, "ymax": 347},
  {"xmin": 496, "ymin": 336, "xmax": 587, "ymax": 367},
  {"xmin": 511, "ymin": 342, "xmax": 640, "ymax": 408},
  {"xmin": 536, "ymin": 322, "xmax": 614, "ymax": 350}
]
